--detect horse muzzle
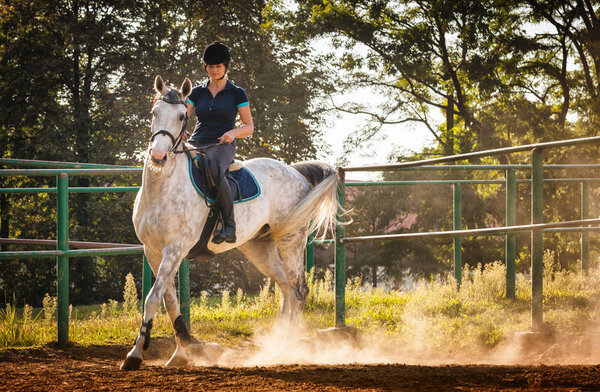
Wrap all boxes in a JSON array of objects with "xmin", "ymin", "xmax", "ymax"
[{"xmin": 149, "ymin": 149, "xmax": 168, "ymax": 167}]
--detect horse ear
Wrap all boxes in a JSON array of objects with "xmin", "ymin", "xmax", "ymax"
[
  {"xmin": 154, "ymin": 75, "xmax": 167, "ymax": 95},
  {"xmin": 181, "ymin": 78, "xmax": 192, "ymax": 98}
]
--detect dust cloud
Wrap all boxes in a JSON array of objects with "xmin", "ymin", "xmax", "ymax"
[{"xmin": 187, "ymin": 320, "xmax": 600, "ymax": 368}]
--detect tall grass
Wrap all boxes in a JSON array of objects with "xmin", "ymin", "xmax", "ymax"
[
  {"xmin": 0, "ymin": 301, "xmax": 48, "ymax": 347},
  {"xmin": 2, "ymin": 254, "xmax": 600, "ymax": 353}
]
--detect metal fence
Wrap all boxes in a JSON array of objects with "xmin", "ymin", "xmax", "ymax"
[
  {"xmin": 4, "ymin": 135, "xmax": 600, "ymax": 343},
  {"xmin": 305, "ymin": 136, "xmax": 600, "ymax": 331},
  {"xmin": 0, "ymin": 159, "xmax": 191, "ymax": 346}
]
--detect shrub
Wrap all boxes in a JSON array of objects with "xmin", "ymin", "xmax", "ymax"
[
  {"xmin": 122, "ymin": 273, "xmax": 138, "ymax": 314},
  {"xmin": 42, "ymin": 293, "xmax": 57, "ymax": 321}
]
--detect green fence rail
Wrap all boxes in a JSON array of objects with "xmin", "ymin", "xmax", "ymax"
[
  {"xmin": 0, "ymin": 168, "xmax": 142, "ymax": 176},
  {"xmin": 0, "ymin": 158, "xmax": 135, "ymax": 169},
  {"xmin": 0, "ymin": 187, "xmax": 140, "ymax": 194},
  {"xmin": 0, "ymin": 162, "xmax": 190, "ymax": 345},
  {"xmin": 307, "ymin": 174, "xmax": 600, "ymax": 310},
  {"xmin": 0, "ymin": 238, "xmax": 140, "ymax": 248},
  {"xmin": 343, "ymin": 136, "xmax": 600, "ymax": 171}
]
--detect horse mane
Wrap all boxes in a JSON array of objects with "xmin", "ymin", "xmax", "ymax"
[{"xmin": 291, "ymin": 161, "xmax": 337, "ymax": 188}]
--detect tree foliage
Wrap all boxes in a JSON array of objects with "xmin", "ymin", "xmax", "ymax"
[
  {"xmin": 3, "ymin": 0, "xmax": 600, "ymax": 303},
  {"xmin": 0, "ymin": 0, "xmax": 329, "ymax": 305},
  {"xmin": 291, "ymin": 0, "xmax": 600, "ymax": 283}
]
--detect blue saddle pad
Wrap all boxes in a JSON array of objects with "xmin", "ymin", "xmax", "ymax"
[{"xmin": 188, "ymin": 157, "xmax": 261, "ymax": 204}]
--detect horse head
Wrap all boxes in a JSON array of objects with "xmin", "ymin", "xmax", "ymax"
[{"xmin": 149, "ymin": 75, "xmax": 192, "ymax": 167}]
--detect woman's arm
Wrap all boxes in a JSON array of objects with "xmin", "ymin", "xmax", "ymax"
[{"xmin": 219, "ymin": 105, "xmax": 254, "ymax": 144}]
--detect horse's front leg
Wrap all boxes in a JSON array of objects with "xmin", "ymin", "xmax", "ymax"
[{"xmin": 121, "ymin": 248, "xmax": 182, "ymax": 370}]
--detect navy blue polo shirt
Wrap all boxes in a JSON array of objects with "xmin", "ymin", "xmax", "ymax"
[{"xmin": 186, "ymin": 80, "xmax": 249, "ymax": 143}]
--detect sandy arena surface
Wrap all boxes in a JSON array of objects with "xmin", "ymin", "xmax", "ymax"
[{"xmin": 2, "ymin": 341, "xmax": 600, "ymax": 392}]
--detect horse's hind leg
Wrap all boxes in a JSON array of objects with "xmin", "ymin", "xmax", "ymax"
[
  {"xmin": 275, "ymin": 234, "xmax": 309, "ymax": 337},
  {"xmin": 163, "ymin": 281, "xmax": 192, "ymax": 367},
  {"xmin": 237, "ymin": 239, "xmax": 295, "ymax": 333}
]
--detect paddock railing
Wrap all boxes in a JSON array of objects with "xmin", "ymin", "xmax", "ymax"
[
  {"xmin": 312, "ymin": 136, "xmax": 600, "ymax": 332},
  {"xmin": 0, "ymin": 159, "xmax": 191, "ymax": 346},
  {"xmin": 4, "ymin": 136, "xmax": 600, "ymax": 344}
]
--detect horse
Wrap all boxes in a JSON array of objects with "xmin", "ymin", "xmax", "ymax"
[{"xmin": 121, "ymin": 76, "xmax": 341, "ymax": 370}]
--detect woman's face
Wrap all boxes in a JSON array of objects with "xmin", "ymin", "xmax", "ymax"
[{"xmin": 206, "ymin": 63, "xmax": 226, "ymax": 80}]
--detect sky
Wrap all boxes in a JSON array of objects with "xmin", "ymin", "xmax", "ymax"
[
  {"xmin": 315, "ymin": 82, "xmax": 439, "ymax": 181},
  {"xmin": 313, "ymin": 21, "xmax": 555, "ymax": 181},
  {"xmin": 310, "ymin": 38, "xmax": 439, "ymax": 181},
  {"xmin": 318, "ymin": 96, "xmax": 437, "ymax": 175}
]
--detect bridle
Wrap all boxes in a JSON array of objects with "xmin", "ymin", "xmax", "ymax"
[
  {"xmin": 148, "ymin": 93, "xmax": 221, "ymax": 159},
  {"xmin": 147, "ymin": 92, "xmax": 222, "ymax": 205},
  {"xmin": 149, "ymin": 95, "xmax": 188, "ymax": 154}
]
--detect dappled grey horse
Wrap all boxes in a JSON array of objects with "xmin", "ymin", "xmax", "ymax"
[{"xmin": 121, "ymin": 76, "xmax": 341, "ymax": 370}]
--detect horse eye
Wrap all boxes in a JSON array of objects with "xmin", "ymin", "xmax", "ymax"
[{"xmin": 179, "ymin": 114, "xmax": 185, "ymax": 121}]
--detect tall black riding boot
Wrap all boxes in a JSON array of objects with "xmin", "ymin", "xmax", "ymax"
[{"xmin": 212, "ymin": 178, "xmax": 236, "ymax": 244}]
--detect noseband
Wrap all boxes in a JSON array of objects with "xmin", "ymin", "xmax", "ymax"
[{"xmin": 149, "ymin": 95, "xmax": 188, "ymax": 154}]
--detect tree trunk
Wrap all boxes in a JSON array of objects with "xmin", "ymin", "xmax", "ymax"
[
  {"xmin": 445, "ymin": 94, "xmax": 455, "ymax": 157},
  {"xmin": 558, "ymin": 36, "xmax": 570, "ymax": 130}
]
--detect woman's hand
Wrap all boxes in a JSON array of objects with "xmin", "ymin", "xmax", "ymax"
[{"xmin": 218, "ymin": 130, "xmax": 236, "ymax": 144}]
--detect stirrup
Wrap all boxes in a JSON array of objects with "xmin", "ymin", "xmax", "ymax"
[
  {"xmin": 212, "ymin": 224, "xmax": 236, "ymax": 244},
  {"xmin": 212, "ymin": 218, "xmax": 223, "ymax": 238}
]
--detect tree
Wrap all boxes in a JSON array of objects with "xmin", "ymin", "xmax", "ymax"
[
  {"xmin": 0, "ymin": 0, "xmax": 332, "ymax": 305},
  {"xmin": 289, "ymin": 0, "xmax": 600, "ymax": 275},
  {"xmin": 293, "ymin": 0, "xmax": 531, "ymax": 154},
  {"xmin": 0, "ymin": 0, "xmax": 149, "ymax": 305}
]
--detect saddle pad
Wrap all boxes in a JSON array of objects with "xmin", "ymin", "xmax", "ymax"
[{"xmin": 188, "ymin": 157, "xmax": 261, "ymax": 204}]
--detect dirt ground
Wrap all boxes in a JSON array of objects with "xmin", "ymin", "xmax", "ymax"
[{"xmin": 2, "ymin": 342, "xmax": 600, "ymax": 392}]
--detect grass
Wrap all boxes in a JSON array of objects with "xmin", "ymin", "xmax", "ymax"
[{"xmin": 3, "ymin": 255, "xmax": 600, "ymax": 356}]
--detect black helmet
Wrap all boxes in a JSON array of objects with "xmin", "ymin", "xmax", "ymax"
[{"xmin": 202, "ymin": 41, "xmax": 231, "ymax": 65}]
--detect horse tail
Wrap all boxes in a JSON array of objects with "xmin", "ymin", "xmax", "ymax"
[{"xmin": 267, "ymin": 161, "xmax": 342, "ymax": 245}]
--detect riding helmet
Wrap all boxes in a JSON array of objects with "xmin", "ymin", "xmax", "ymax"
[{"xmin": 202, "ymin": 41, "xmax": 231, "ymax": 65}]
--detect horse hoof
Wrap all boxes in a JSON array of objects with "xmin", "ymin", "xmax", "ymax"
[
  {"xmin": 120, "ymin": 356, "xmax": 142, "ymax": 371},
  {"xmin": 165, "ymin": 355, "xmax": 188, "ymax": 367}
]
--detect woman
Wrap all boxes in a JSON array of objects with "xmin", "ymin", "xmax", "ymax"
[{"xmin": 186, "ymin": 41, "xmax": 254, "ymax": 244}]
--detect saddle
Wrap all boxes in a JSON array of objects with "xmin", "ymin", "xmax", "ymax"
[
  {"xmin": 187, "ymin": 156, "xmax": 260, "ymax": 204},
  {"xmin": 183, "ymin": 143, "xmax": 260, "ymax": 260}
]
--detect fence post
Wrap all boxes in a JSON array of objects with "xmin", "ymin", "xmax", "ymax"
[
  {"xmin": 305, "ymin": 232, "xmax": 314, "ymax": 274},
  {"xmin": 581, "ymin": 181, "xmax": 590, "ymax": 274},
  {"xmin": 531, "ymin": 148, "xmax": 544, "ymax": 331},
  {"xmin": 335, "ymin": 169, "xmax": 346, "ymax": 328},
  {"xmin": 56, "ymin": 173, "xmax": 69, "ymax": 346},
  {"xmin": 178, "ymin": 258, "xmax": 190, "ymax": 328},
  {"xmin": 142, "ymin": 255, "xmax": 152, "ymax": 314},
  {"xmin": 506, "ymin": 169, "xmax": 516, "ymax": 299},
  {"xmin": 453, "ymin": 184, "xmax": 462, "ymax": 286}
]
